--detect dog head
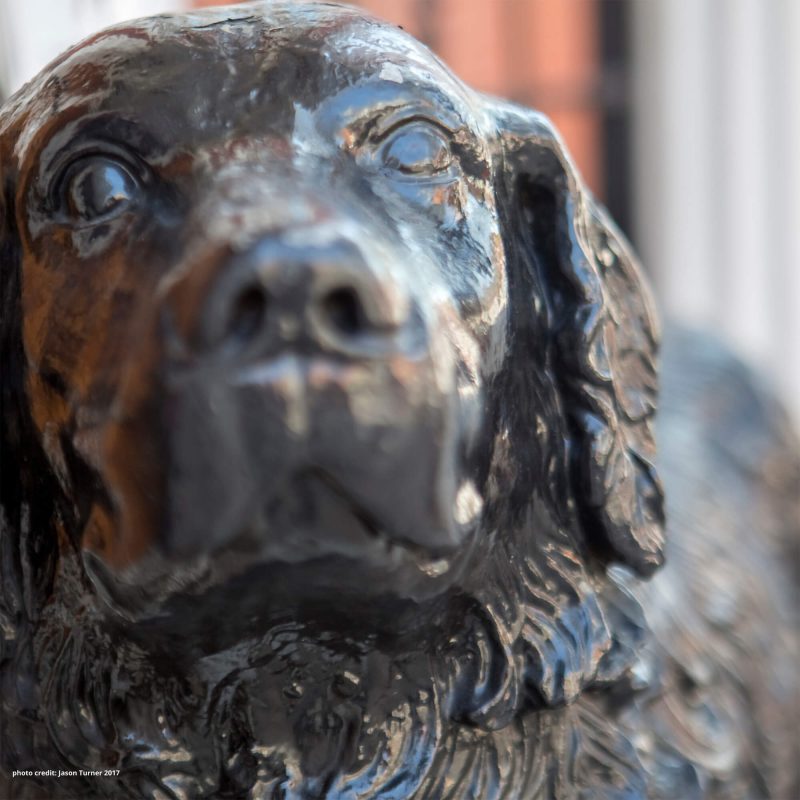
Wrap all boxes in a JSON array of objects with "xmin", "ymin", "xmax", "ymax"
[{"xmin": 1, "ymin": 2, "xmax": 664, "ymax": 791}]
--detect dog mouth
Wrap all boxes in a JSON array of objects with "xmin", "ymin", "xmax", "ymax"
[
  {"xmin": 226, "ymin": 466, "xmax": 459, "ymax": 571},
  {"xmin": 84, "ymin": 466, "xmax": 468, "ymax": 624}
]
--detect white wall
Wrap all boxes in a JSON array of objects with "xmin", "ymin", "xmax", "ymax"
[
  {"xmin": 0, "ymin": 0, "xmax": 182, "ymax": 98},
  {"xmin": 632, "ymin": 0, "xmax": 800, "ymax": 425}
]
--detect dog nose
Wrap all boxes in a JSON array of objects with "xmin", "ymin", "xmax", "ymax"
[{"xmin": 190, "ymin": 238, "xmax": 411, "ymax": 357}]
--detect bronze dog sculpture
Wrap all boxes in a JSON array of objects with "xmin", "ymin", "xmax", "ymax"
[{"xmin": 1, "ymin": 3, "xmax": 797, "ymax": 798}]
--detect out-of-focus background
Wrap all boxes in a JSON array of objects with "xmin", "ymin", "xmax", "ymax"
[{"xmin": 1, "ymin": 0, "xmax": 798, "ymax": 423}]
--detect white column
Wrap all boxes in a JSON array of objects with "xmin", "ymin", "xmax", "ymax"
[
  {"xmin": 632, "ymin": 0, "xmax": 719, "ymax": 328},
  {"xmin": 715, "ymin": 0, "xmax": 771, "ymax": 367},
  {"xmin": 765, "ymin": 0, "xmax": 800, "ymax": 424},
  {"xmin": 632, "ymin": 0, "xmax": 800, "ymax": 425}
]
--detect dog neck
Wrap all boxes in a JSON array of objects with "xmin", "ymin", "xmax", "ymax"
[{"xmin": 5, "ymin": 500, "xmax": 650, "ymax": 799}]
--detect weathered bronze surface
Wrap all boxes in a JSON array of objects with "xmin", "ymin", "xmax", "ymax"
[{"xmin": 1, "ymin": 4, "xmax": 797, "ymax": 798}]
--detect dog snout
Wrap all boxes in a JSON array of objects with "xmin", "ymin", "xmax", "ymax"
[{"xmin": 179, "ymin": 237, "xmax": 412, "ymax": 359}]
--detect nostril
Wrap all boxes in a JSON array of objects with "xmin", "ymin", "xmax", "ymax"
[
  {"xmin": 224, "ymin": 285, "xmax": 269, "ymax": 350},
  {"xmin": 320, "ymin": 287, "xmax": 366, "ymax": 336}
]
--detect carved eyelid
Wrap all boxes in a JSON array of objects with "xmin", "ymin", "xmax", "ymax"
[{"xmin": 368, "ymin": 102, "xmax": 461, "ymax": 143}]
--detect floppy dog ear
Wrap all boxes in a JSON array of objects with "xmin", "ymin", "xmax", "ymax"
[
  {"xmin": 0, "ymin": 137, "xmax": 60, "ymax": 627},
  {"xmin": 490, "ymin": 102, "xmax": 665, "ymax": 577}
]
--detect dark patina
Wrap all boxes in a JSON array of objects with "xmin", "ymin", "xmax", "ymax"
[{"xmin": 1, "ymin": 4, "xmax": 797, "ymax": 798}]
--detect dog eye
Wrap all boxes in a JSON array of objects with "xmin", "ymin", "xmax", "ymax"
[
  {"xmin": 380, "ymin": 123, "xmax": 453, "ymax": 177},
  {"xmin": 62, "ymin": 157, "xmax": 139, "ymax": 221}
]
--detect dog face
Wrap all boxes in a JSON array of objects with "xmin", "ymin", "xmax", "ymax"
[
  {"xmin": 1, "ymin": 0, "xmax": 663, "ymax": 743},
  {"xmin": 4, "ymin": 4, "xmax": 513, "ymax": 620}
]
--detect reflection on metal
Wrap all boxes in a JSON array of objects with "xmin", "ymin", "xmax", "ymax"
[{"xmin": 0, "ymin": 4, "xmax": 797, "ymax": 798}]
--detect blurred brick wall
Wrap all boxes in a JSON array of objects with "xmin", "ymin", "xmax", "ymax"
[{"xmin": 191, "ymin": 0, "xmax": 604, "ymax": 199}]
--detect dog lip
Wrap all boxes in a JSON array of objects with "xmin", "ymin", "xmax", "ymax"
[
  {"xmin": 309, "ymin": 466, "xmax": 465, "ymax": 557},
  {"xmin": 301, "ymin": 466, "xmax": 384, "ymax": 538},
  {"xmin": 243, "ymin": 466, "xmax": 462, "ymax": 566}
]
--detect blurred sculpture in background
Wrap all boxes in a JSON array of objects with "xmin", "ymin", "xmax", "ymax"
[{"xmin": 0, "ymin": 4, "xmax": 797, "ymax": 798}]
